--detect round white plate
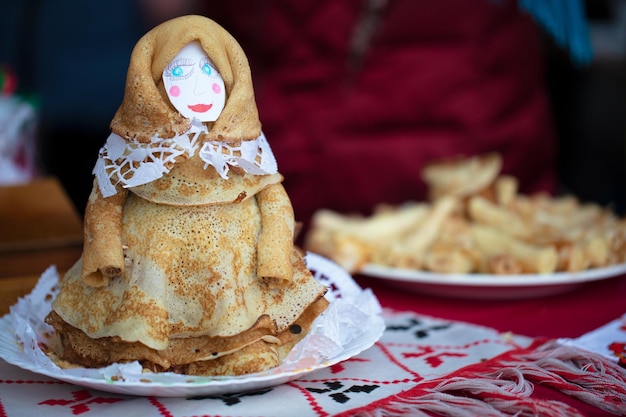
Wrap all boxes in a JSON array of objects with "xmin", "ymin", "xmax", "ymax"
[
  {"xmin": 360, "ymin": 262, "xmax": 626, "ymax": 299},
  {"xmin": 0, "ymin": 253, "xmax": 385, "ymax": 397}
]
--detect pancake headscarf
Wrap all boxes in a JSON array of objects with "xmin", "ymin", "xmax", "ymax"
[{"xmin": 110, "ymin": 15, "xmax": 261, "ymax": 143}]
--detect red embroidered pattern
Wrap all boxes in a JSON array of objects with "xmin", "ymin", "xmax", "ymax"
[
  {"xmin": 149, "ymin": 397, "xmax": 175, "ymax": 417},
  {"xmin": 609, "ymin": 342, "xmax": 626, "ymax": 368},
  {"xmin": 38, "ymin": 390, "xmax": 123, "ymax": 415}
]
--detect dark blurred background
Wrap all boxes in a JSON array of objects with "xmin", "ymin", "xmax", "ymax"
[
  {"xmin": 548, "ymin": 0, "xmax": 626, "ymax": 215},
  {"xmin": 0, "ymin": 0, "xmax": 196, "ymax": 213},
  {"xmin": 1, "ymin": 0, "xmax": 624, "ymax": 216}
]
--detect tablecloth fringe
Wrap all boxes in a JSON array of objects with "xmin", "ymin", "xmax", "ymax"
[
  {"xmin": 343, "ymin": 368, "xmax": 584, "ymax": 417},
  {"xmin": 339, "ymin": 340, "xmax": 626, "ymax": 417},
  {"xmin": 509, "ymin": 340, "xmax": 626, "ymax": 415}
]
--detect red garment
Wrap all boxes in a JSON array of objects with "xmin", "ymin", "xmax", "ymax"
[{"xmin": 206, "ymin": 0, "xmax": 558, "ymax": 230}]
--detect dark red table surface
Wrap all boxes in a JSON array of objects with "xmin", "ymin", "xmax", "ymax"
[{"xmin": 354, "ymin": 273, "xmax": 626, "ymax": 417}]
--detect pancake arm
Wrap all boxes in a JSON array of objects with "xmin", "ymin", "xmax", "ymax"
[
  {"xmin": 255, "ymin": 183, "xmax": 294, "ymax": 288},
  {"xmin": 81, "ymin": 179, "xmax": 128, "ymax": 287}
]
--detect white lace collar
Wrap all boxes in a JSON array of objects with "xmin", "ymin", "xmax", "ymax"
[{"xmin": 93, "ymin": 118, "xmax": 278, "ymax": 198}]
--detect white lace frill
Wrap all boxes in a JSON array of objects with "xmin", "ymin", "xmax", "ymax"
[{"xmin": 93, "ymin": 118, "xmax": 278, "ymax": 198}]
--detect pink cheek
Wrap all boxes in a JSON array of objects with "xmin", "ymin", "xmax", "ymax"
[
  {"xmin": 212, "ymin": 83, "xmax": 221, "ymax": 94},
  {"xmin": 169, "ymin": 85, "xmax": 181, "ymax": 97}
]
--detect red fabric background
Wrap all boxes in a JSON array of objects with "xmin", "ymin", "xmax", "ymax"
[{"xmin": 205, "ymin": 0, "xmax": 558, "ymax": 231}]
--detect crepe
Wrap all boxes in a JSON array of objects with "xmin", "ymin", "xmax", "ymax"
[
  {"xmin": 422, "ymin": 153, "xmax": 502, "ymax": 201},
  {"xmin": 46, "ymin": 15, "xmax": 329, "ymax": 376}
]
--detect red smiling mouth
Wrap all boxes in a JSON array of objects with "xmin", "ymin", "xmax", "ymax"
[{"xmin": 188, "ymin": 103, "xmax": 213, "ymax": 113}]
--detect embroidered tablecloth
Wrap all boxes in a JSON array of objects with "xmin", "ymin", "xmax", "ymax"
[{"xmin": 2, "ymin": 308, "xmax": 625, "ymax": 417}]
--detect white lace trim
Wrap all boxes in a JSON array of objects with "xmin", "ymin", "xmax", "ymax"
[
  {"xmin": 93, "ymin": 118, "xmax": 278, "ymax": 198},
  {"xmin": 199, "ymin": 131, "xmax": 277, "ymax": 179}
]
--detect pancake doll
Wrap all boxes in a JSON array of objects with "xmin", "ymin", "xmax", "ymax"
[{"xmin": 46, "ymin": 15, "xmax": 328, "ymax": 376}]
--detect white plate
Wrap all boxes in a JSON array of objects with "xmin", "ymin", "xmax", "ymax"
[
  {"xmin": 360, "ymin": 262, "xmax": 626, "ymax": 299},
  {"xmin": 0, "ymin": 253, "xmax": 385, "ymax": 397}
]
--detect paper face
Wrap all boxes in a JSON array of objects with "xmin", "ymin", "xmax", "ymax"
[{"xmin": 163, "ymin": 41, "xmax": 226, "ymax": 122}]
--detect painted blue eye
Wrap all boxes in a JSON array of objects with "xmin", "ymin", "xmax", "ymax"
[
  {"xmin": 202, "ymin": 63, "xmax": 212, "ymax": 76},
  {"xmin": 164, "ymin": 58, "xmax": 194, "ymax": 80},
  {"xmin": 172, "ymin": 66, "xmax": 184, "ymax": 77}
]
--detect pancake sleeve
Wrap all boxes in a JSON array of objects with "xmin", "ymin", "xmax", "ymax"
[
  {"xmin": 82, "ymin": 179, "xmax": 128, "ymax": 287},
  {"xmin": 256, "ymin": 183, "xmax": 295, "ymax": 287}
]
